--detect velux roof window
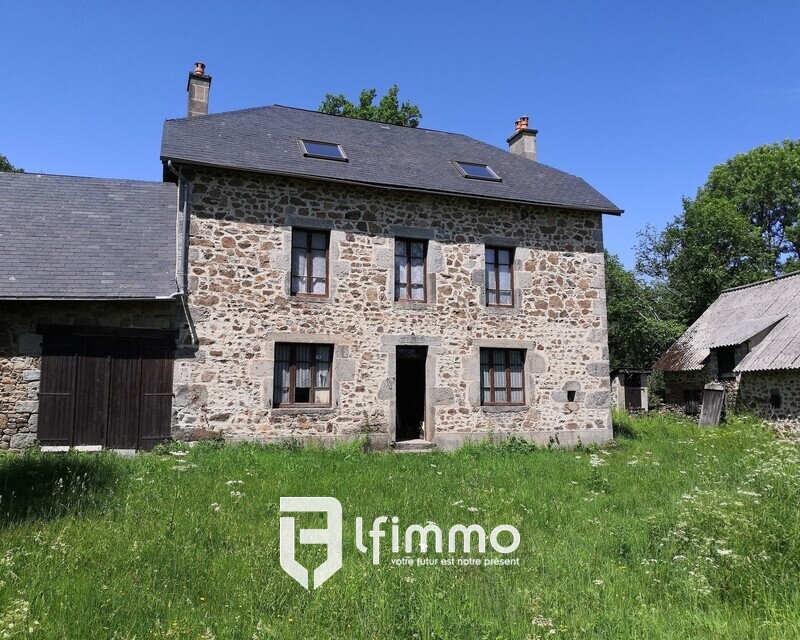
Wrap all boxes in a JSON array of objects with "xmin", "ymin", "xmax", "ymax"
[
  {"xmin": 299, "ymin": 139, "xmax": 348, "ymax": 162},
  {"xmin": 454, "ymin": 161, "xmax": 501, "ymax": 181}
]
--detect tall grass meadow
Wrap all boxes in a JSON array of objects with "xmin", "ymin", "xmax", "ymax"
[{"xmin": 0, "ymin": 413, "xmax": 797, "ymax": 638}]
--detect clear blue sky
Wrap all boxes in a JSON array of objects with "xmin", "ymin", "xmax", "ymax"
[{"xmin": 3, "ymin": 1, "xmax": 799, "ymax": 269}]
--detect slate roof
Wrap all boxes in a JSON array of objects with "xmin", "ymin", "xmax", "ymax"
[
  {"xmin": 654, "ymin": 272, "xmax": 800, "ymax": 373},
  {"xmin": 0, "ymin": 172, "xmax": 179, "ymax": 299},
  {"xmin": 161, "ymin": 105, "xmax": 622, "ymax": 214}
]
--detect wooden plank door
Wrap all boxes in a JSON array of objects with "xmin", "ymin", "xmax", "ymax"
[
  {"xmin": 138, "ymin": 339, "xmax": 174, "ymax": 450},
  {"xmin": 72, "ymin": 335, "xmax": 113, "ymax": 446},
  {"xmin": 106, "ymin": 337, "xmax": 143, "ymax": 449},
  {"xmin": 38, "ymin": 334, "xmax": 78, "ymax": 446},
  {"xmin": 39, "ymin": 331, "xmax": 174, "ymax": 450}
]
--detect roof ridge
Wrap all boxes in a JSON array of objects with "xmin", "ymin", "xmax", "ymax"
[
  {"xmin": 0, "ymin": 172, "xmax": 168, "ymax": 187},
  {"xmin": 721, "ymin": 270, "xmax": 800, "ymax": 294}
]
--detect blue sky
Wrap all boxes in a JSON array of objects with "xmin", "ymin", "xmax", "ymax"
[{"xmin": 3, "ymin": 1, "xmax": 799, "ymax": 268}]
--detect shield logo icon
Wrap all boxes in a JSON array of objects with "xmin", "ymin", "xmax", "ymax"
[{"xmin": 279, "ymin": 496, "xmax": 343, "ymax": 589}]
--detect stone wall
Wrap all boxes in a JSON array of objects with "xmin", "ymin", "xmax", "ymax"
[
  {"xmin": 738, "ymin": 370, "xmax": 800, "ymax": 428},
  {"xmin": 176, "ymin": 168, "xmax": 613, "ymax": 448},
  {"xmin": 663, "ymin": 369, "xmax": 709, "ymax": 409},
  {"xmin": 0, "ymin": 301, "xmax": 185, "ymax": 450}
]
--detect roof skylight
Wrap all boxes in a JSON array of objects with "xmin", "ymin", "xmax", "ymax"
[
  {"xmin": 454, "ymin": 161, "xmax": 501, "ymax": 181},
  {"xmin": 299, "ymin": 139, "xmax": 348, "ymax": 162}
]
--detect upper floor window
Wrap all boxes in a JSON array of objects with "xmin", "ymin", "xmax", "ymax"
[
  {"xmin": 485, "ymin": 246, "xmax": 514, "ymax": 306},
  {"xmin": 291, "ymin": 229, "xmax": 329, "ymax": 296},
  {"xmin": 454, "ymin": 161, "xmax": 501, "ymax": 181},
  {"xmin": 480, "ymin": 348, "xmax": 525, "ymax": 406},
  {"xmin": 273, "ymin": 343, "xmax": 333, "ymax": 407},
  {"xmin": 299, "ymin": 139, "xmax": 348, "ymax": 162},
  {"xmin": 716, "ymin": 346, "xmax": 736, "ymax": 376},
  {"xmin": 395, "ymin": 238, "xmax": 427, "ymax": 301}
]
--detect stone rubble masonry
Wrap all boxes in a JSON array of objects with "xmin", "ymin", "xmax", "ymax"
[
  {"xmin": 664, "ymin": 365, "xmax": 800, "ymax": 435},
  {"xmin": 0, "ymin": 168, "xmax": 617, "ymax": 450},
  {"xmin": 176, "ymin": 167, "xmax": 613, "ymax": 449}
]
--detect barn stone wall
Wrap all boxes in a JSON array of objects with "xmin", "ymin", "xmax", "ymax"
[
  {"xmin": 175, "ymin": 168, "xmax": 613, "ymax": 449},
  {"xmin": 0, "ymin": 301, "xmax": 185, "ymax": 450},
  {"xmin": 738, "ymin": 370, "xmax": 800, "ymax": 436}
]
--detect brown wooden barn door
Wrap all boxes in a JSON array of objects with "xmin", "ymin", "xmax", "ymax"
[
  {"xmin": 38, "ymin": 334, "xmax": 78, "ymax": 446},
  {"xmin": 138, "ymin": 339, "xmax": 174, "ymax": 450},
  {"xmin": 106, "ymin": 337, "xmax": 143, "ymax": 449},
  {"xmin": 72, "ymin": 336, "xmax": 113, "ymax": 447},
  {"xmin": 39, "ymin": 330, "xmax": 174, "ymax": 450}
]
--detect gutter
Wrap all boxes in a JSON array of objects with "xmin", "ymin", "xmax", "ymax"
[{"xmin": 166, "ymin": 160, "xmax": 199, "ymax": 345}]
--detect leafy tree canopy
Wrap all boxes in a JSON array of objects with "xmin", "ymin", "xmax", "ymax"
[
  {"xmin": 0, "ymin": 154, "xmax": 22, "ymax": 172},
  {"xmin": 605, "ymin": 252, "xmax": 685, "ymax": 369},
  {"xmin": 319, "ymin": 86, "xmax": 422, "ymax": 127},
  {"xmin": 636, "ymin": 139, "xmax": 800, "ymax": 324}
]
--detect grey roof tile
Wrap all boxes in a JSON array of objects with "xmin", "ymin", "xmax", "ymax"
[
  {"xmin": 655, "ymin": 272, "xmax": 800, "ymax": 373},
  {"xmin": 161, "ymin": 105, "xmax": 622, "ymax": 214},
  {"xmin": 0, "ymin": 173, "xmax": 179, "ymax": 299}
]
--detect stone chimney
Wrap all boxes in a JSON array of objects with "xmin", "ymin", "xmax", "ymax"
[
  {"xmin": 186, "ymin": 62, "xmax": 212, "ymax": 117},
  {"xmin": 507, "ymin": 115, "xmax": 538, "ymax": 161}
]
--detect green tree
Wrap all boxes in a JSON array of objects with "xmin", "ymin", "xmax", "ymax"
[
  {"xmin": 636, "ymin": 139, "xmax": 800, "ymax": 324},
  {"xmin": 0, "ymin": 154, "xmax": 22, "ymax": 172},
  {"xmin": 319, "ymin": 86, "xmax": 422, "ymax": 127},
  {"xmin": 605, "ymin": 252, "xmax": 685, "ymax": 369}
]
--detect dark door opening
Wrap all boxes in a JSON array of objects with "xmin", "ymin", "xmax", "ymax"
[{"xmin": 396, "ymin": 346, "xmax": 427, "ymax": 441}]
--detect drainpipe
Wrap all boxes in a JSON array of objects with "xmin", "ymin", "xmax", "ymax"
[{"xmin": 167, "ymin": 160, "xmax": 199, "ymax": 345}]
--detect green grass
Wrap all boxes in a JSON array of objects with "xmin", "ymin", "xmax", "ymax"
[{"xmin": 0, "ymin": 413, "xmax": 798, "ymax": 639}]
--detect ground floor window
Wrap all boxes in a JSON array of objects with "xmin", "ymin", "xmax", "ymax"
[
  {"xmin": 480, "ymin": 348, "xmax": 525, "ymax": 405},
  {"xmin": 683, "ymin": 389, "xmax": 701, "ymax": 415},
  {"xmin": 273, "ymin": 343, "xmax": 333, "ymax": 407}
]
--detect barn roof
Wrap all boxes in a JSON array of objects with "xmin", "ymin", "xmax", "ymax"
[
  {"xmin": 161, "ymin": 105, "xmax": 622, "ymax": 214},
  {"xmin": 0, "ymin": 172, "xmax": 179, "ymax": 300},
  {"xmin": 654, "ymin": 271, "xmax": 800, "ymax": 373}
]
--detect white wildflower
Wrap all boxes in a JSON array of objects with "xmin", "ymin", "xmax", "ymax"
[
  {"xmin": 531, "ymin": 616, "xmax": 555, "ymax": 628},
  {"xmin": 593, "ymin": 579, "xmax": 604, "ymax": 586}
]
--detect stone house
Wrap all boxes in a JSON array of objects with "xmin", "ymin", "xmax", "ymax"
[
  {"xmin": 0, "ymin": 64, "xmax": 622, "ymax": 451},
  {"xmin": 654, "ymin": 271, "xmax": 800, "ymax": 428}
]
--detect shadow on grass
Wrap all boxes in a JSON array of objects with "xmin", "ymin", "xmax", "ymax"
[{"xmin": 0, "ymin": 450, "xmax": 123, "ymax": 527}]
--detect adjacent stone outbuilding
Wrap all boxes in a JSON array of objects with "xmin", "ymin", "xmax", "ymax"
[
  {"xmin": 0, "ymin": 173, "xmax": 185, "ymax": 450},
  {"xmin": 655, "ymin": 272, "xmax": 800, "ymax": 434}
]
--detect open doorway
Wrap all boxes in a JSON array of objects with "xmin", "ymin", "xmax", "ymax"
[{"xmin": 395, "ymin": 346, "xmax": 427, "ymax": 441}]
